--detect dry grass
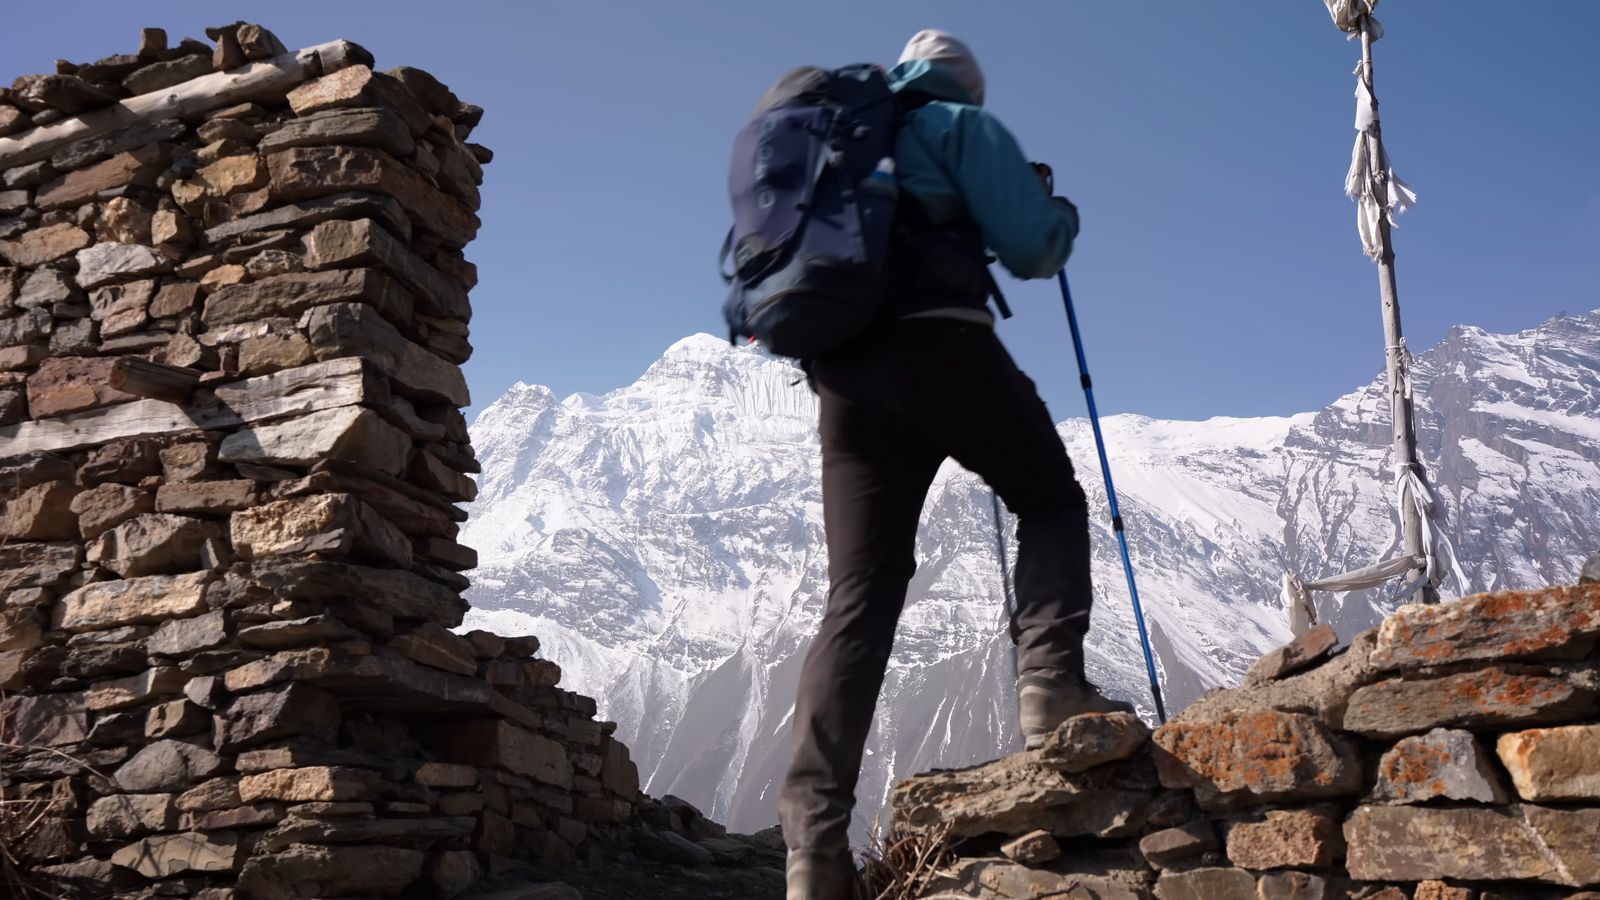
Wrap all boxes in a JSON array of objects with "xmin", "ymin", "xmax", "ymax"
[
  {"xmin": 855, "ymin": 822, "xmax": 956, "ymax": 900},
  {"xmin": 1, "ymin": 744, "xmax": 61, "ymax": 899},
  {"xmin": 0, "ymin": 740, "xmax": 112, "ymax": 899}
]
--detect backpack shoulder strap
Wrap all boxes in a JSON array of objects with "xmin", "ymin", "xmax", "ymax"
[{"xmin": 888, "ymin": 92, "xmax": 1013, "ymax": 320}]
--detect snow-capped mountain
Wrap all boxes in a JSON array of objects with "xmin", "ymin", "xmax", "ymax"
[{"xmin": 460, "ymin": 310, "xmax": 1600, "ymax": 839}]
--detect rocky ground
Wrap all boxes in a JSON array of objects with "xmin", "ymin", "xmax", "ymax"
[{"xmin": 885, "ymin": 576, "xmax": 1600, "ymax": 899}]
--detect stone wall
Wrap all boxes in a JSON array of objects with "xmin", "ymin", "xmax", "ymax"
[
  {"xmin": 0, "ymin": 23, "xmax": 667, "ymax": 899},
  {"xmin": 894, "ymin": 582, "xmax": 1600, "ymax": 900}
]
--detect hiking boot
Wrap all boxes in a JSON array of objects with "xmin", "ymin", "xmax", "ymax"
[
  {"xmin": 1017, "ymin": 668, "xmax": 1135, "ymax": 749},
  {"xmin": 786, "ymin": 848, "xmax": 858, "ymax": 900}
]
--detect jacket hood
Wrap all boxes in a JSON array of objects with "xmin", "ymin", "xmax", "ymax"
[{"xmin": 888, "ymin": 59, "xmax": 981, "ymax": 106}]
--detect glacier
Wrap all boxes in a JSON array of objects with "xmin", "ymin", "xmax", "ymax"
[{"xmin": 460, "ymin": 310, "xmax": 1600, "ymax": 841}]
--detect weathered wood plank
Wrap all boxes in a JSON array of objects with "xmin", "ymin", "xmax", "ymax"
[
  {"xmin": 0, "ymin": 41, "xmax": 370, "ymax": 170},
  {"xmin": 0, "ymin": 357, "xmax": 377, "ymax": 456},
  {"xmin": 107, "ymin": 358, "xmax": 201, "ymax": 403}
]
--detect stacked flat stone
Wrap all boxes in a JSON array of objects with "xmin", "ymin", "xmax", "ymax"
[
  {"xmin": 893, "ymin": 583, "xmax": 1600, "ymax": 900},
  {"xmin": 0, "ymin": 23, "xmax": 654, "ymax": 900}
]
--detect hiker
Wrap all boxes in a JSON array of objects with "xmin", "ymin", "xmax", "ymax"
[{"xmin": 774, "ymin": 29, "xmax": 1133, "ymax": 899}]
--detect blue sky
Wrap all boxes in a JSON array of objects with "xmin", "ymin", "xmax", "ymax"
[{"xmin": 6, "ymin": 2, "xmax": 1596, "ymax": 422}]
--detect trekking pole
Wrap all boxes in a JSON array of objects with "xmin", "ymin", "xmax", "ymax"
[{"xmin": 1057, "ymin": 270, "xmax": 1168, "ymax": 724}]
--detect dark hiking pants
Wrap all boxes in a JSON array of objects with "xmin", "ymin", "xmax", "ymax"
[{"xmin": 778, "ymin": 319, "xmax": 1096, "ymax": 853}]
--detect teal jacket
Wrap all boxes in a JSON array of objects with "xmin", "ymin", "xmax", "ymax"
[{"xmin": 888, "ymin": 60, "xmax": 1079, "ymax": 280}]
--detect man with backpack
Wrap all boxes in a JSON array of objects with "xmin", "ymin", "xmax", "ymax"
[{"xmin": 721, "ymin": 30, "xmax": 1131, "ymax": 899}]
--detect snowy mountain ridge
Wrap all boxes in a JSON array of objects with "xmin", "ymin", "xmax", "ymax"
[{"xmin": 460, "ymin": 310, "xmax": 1600, "ymax": 838}]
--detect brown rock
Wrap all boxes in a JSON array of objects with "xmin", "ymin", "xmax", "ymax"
[
  {"xmin": 443, "ymin": 720, "xmax": 574, "ymax": 789},
  {"xmin": 202, "ymin": 266, "xmax": 412, "ymax": 327},
  {"xmin": 70, "ymin": 483, "xmax": 155, "ymax": 540},
  {"xmin": 146, "ymin": 698, "xmax": 210, "ymax": 737},
  {"xmin": 1372, "ymin": 728, "xmax": 1508, "ymax": 804},
  {"xmin": 205, "ymin": 191, "xmax": 412, "ymax": 245},
  {"xmin": 1155, "ymin": 867, "xmax": 1256, "ymax": 900},
  {"xmin": 56, "ymin": 571, "xmax": 212, "ymax": 632},
  {"xmin": 1139, "ymin": 819, "xmax": 1217, "ymax": 867},
  {"xmin": 1152, "ymin": 711, "xmax": 1362, "ymax": 809},
  {"xmin": 220, "ymin": 405, "xmax": 412, "ymax": 475},
  {"xmin": 13, "ymin": 73, "xmax": 117, "ymax": 114},
  {"xmin": 238, "ymin": 766, "xmax": 386, "ymax": 803},
  {"xmin": 287, "ymin": 65, "xmax": 383, "ymax": 115},
  {"xmin": 150, "ymin": 208, "xmax": 194, "ymax": 246},
  {"xmin": 1256, "ymin": 871, "xmax": 1329, "ymax": 900},
  {"xmin": 0, "ymin": 541, "xmax": 81, "ymax": 588},
  {"xmin": 89, "ymin": 278, "xmax": 156, "ymax": 335},
  {"xmin": 123, "ymin": 54, "xmax": 213, "ymax": 95},
  {"xmin": 260, "ymin": 106, "xmax": 414, "ymax": 158},
  {"xmin": 110, "ymin": 830, "xmax": 241, "ymax": 878},
  {"xmin": 196, "ymin": 153, "xmax": 267, "ymax": 197},
  {"xmin": 1521, "ymin": 806, "xmax": 1600, "ymax": 887},
  {"xmin": 1037, "ymin": 711, "xmax": 1153, "ymax": 774},
  {"xmin": 176, "ymin": 777, "xmax": 241, "ymax": 812},
  {"xmin": 389, "ymin": 622, "xmax": 478, "ymax": 675},
  {"xmin": 96, "ymin": 196, "xmax": 154, "ymax": 243},
  {"xmin": 267, "ymin": 145, "xmax": 480, "ymax": 247},
  {"xmin": 0, "ymin": 104, "xmax": 26, "ymax": 137},
  {"xmin": 236, "ymin": 614, "xmax": 360, "ymax": 650},
  {"xmin": 302, "ymin": 301, "xmax": 470, "ymax": 405},
  {"xmin": 26, "ymin": 357, "xmax": 138, "ymax": 417},
  {"xmin": 75, "ymin": 242, "xmax": 170, "ymax": 289},
  {"xmin": 115, "ymin": 739, "xmax": 225, "ymax": 791},
  {"xmin": 0, "ymin": 692, "xmax": 88, "ymax": 746},
  {"xmin": 17, "ymin": 267, "xmax": 80, "ymax": 309},
  {"xmin": 231, "ymin": 493, "xmax": 412, "ymax": 566},
  {"xmin": 147, "ymin": 609, "xmax": 230, "ymax": 657},
  {"xmin": 0, "ymin": 605, "xmax": 46, "ymax": 652},
  {"xmin": 0, "ymin": 221, "xmax": 92, "ymax": 266},
  {"xmin": 1372, "ymin": 583, "xmax": 1600, "ymax": 671},
  {"xmin": 1412, "ymin": 881, "xmax": 1473, "ymax": 900},
  {"xmin": 1247, "ymin": 623, "xmax": 1340, "ymax": 683},
  {"xmin": 156, "ymin": 479, "xmax": 257, "ymax": 515},
  {"xmin": 216, "ymin": 683, "xmax": 340, "ymax": 752},
  {"xmin": 999, "ymin": 829, "xmax": 1062, "ymax": 865},
  {"xmin": 1342, "ymin": 667, "xmax": 1599, "ymax": 738},
  {"xmin": 49, "ymin": 119, "xmax": 186, "ymax": 172},
  {"xmin": 411, "ymin": 451, "xmax": 478, "ymax": 503},
  {"xmin": 86, "ymin": 666, "xmax": 186, "ymax": 710},
  {"xmin": 88, "ymin": 512, "xmax": 221, "ymax": 576},
  {"xmin": 427, "ymin": 850, "xmax": 482, "ymax": 898},
  {"xmin": 1225, "ymin": 807, "xmax": 1343, "ymax": 869},
  {"xmin": 0, "ymin": 342, "xmax": 50, "ymax": 371},
  {"xmin": 302, "ymin": 217, "xmax": 469, "ymax": 320},
  {"xmin": 890, "ymin": 752, "xmax": 1156, "ymax": 840},
  {"xmin": 415, "ymin": 762, "xmax": 477, "ymax": 788},
  {"xmin": 1179, "ymin": 629, "xmax": 1382, "ymax": 725},
  {"xmin": 238, "ymin": 843, "xmax": 425, "ymax": 898},
  {"xmin": 1345, "ymin": 804, "xmax": 1599, "ymax": 886},
  {"xmin": 158, "ymin": 441, "xmax": 217, "ymax": 482},
  {"xmin": 1497, "ymin": 724, "xmax": 1600, "ymax": 801},
  {"xmin": 80, "ymin": 437, "xmax": 165, "ymax": 485},
  {"xmin": 200, "ymin": 263, "xmax": 249, "ymax": 290},
  {"xmin": 239, "ymin": 331, "xmax": 315, "ymax": 375},
  {"xmin": 187, "ymin": 802, "xmax": 286, "ymax": 831},
  {"xmin": 0, "ymin": 306, "xmax": 50, "ymax": 346},
  {"xmin": 35, "ymin": 145, "xmax": 171, "ymax": 211},
  {"xmin": 0, "ymin": 480, "xmax": 79, "ymax": 540},
  {"xmin": 86, "ymin": 793, "xmax": 177, "ymax": 838},
  {"xmin": 149, "ymin": 282, "xmax": 203, "ymax": 319}
]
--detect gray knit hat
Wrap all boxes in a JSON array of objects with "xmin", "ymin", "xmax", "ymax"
[{"xmin": 897, "ymin": 29, "xmax": 985, "ymax": 106}]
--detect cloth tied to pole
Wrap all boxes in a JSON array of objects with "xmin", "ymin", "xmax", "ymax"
[
  {"xmin": 1329, "ymin": 0, "xmax": 1415, "ymax": 259},
  {"xmin": 1283, "ymin": 340, "xmax": 1462, "ymax": 634},
  {"xmin": 1324, "ymin": 0, "xmax": 1383, "ymax": 38}
]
